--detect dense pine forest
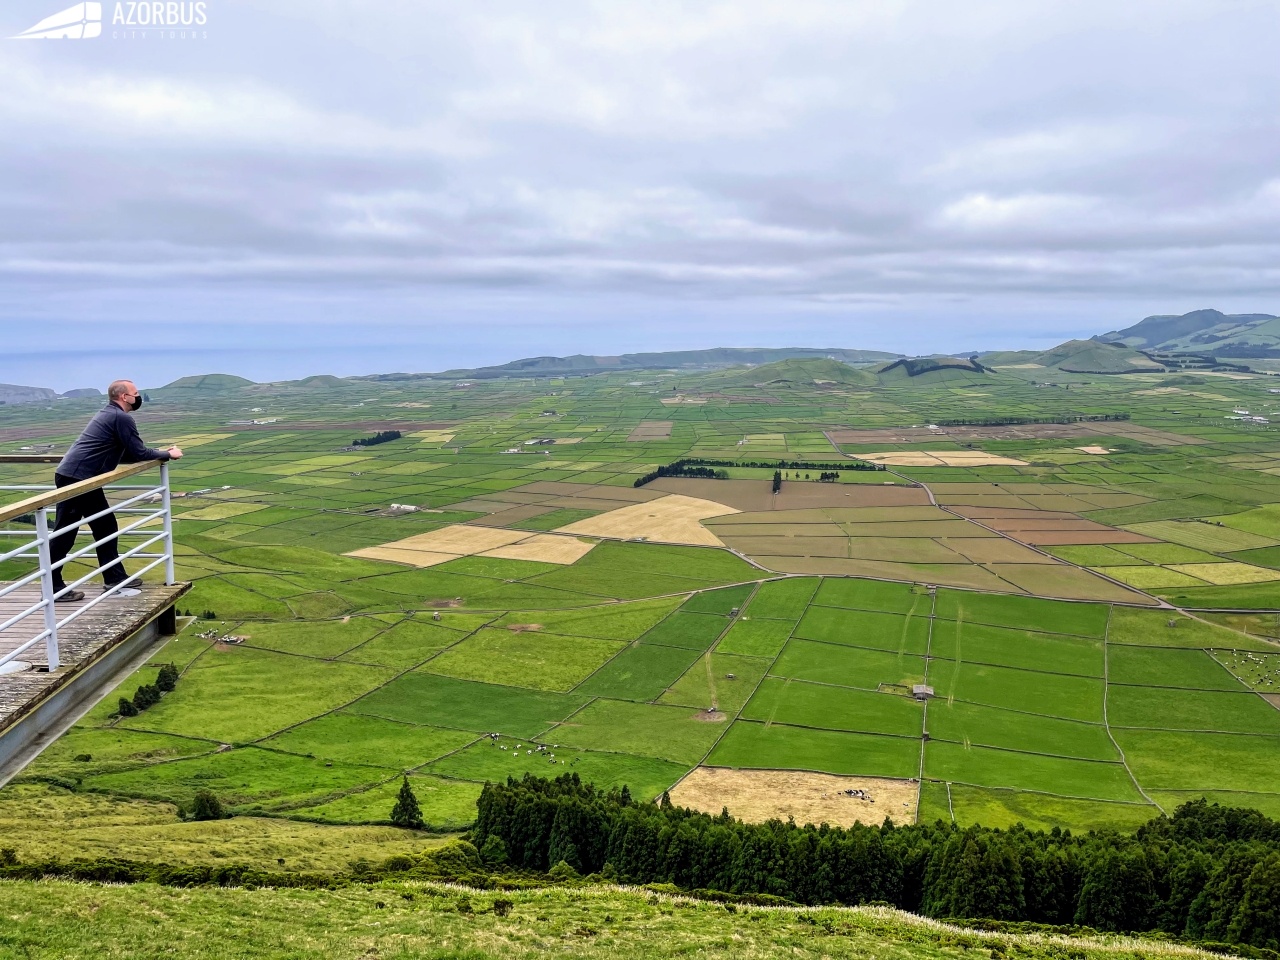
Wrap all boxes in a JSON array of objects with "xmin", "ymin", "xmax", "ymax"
[{"xmin": 475, "ymin": 775, "xmax": 1280, "ymax": 951}]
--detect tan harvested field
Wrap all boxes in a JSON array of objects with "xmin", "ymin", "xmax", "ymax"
[
  {"xmin": 859, "ymin": 451, "xmax": 1030, "ymax": 467},
  {"xmin": 648, "ymin": 478, "xmax": 776, "ymax": 511},
  {"xmin": 990, "ymin": 564, "xmax": 1153, "ymax": 603},
  {"xmin": 648, "ymin": 477, "xmax": 930, "ymax": 511},
  {"xmin": 720, "ymin": 536, "xmax": 855, "ymax": 559},
  {"xmin": 176, "ymin": 501, "xmax": 268, "ymax": 521},
  {"xmin": 1076, "ymin": 446, "xmax": 1112, "ymax": 455},
  {"xmin": 382, "ymin": 525, "xmax": 527, "ymax": 554},
  {"xmin": 555, "ymin": 494, "xmax": 739, "ymax": 547},
  {"xmin": 709, "ymin": 521, "xmax": 846, "ymax": 538},
  {"xmin": 660, "ymin": 395, "xmax": 708, "ymax": 404},
  {"xmin": 777, "ymin": 483, "xmax": 931, "ymax": 508},
  {"xmin": 841, "ymin": 506, "xmax": 956, "ymax": 522},
  {"xmin": 669, "ymin": 767, "xmax": 918, "ymax": 827},
  {"xmin": 410, "ymin": 429, "xmax": 456, "ymax": 443},
  {"xmin": 544, "ymin": 495, "xmax": 656, "ymax": 512},
  {"xmin": 833, "ymin": 520, "xmax": 994, "ymax": 538},
  {"xmin": 827, "ymin": 424, "xmax": 1102, "ymax": 443},
  {"xmin": 939, "ymin": 537, "xmax": 1055, "ymax": 563},
  {"xmin": 756, "ymin": 556, "xmax": 1020, "ymax": 591},
  {"xmin": 468, "ymin": 504, "xmax": 557, "ymax": 527},
  {"xmin": 348, "ymin": 524, "xmax": 597, "ymax": 567},
  {"xmin": 950, "ymin": 506, "xmax": 1082, "ymax": 520},
  {"xmin": 1009, "ymin": 530, "xmax": 1158, "ymax": 546},
  {"xmin": 979, "ymin": 518, "xmax": 1125, "ymax": 532},
  {"xmin": 350, "ymin": 546, "xmax": 461, "ymax": 568},
  {"xmin": 1091, "ymin": 422, "xmax": 1208, "ymax": 446},
  {"xmin": 627, "ymin": 421, "xmax": 674, "ymax": 441},
  {"xmin": 484, "ymin": 534, "xmax": 597, "ymax": 564},
  {"xmin": 1166, "ymin": 562, "xmax": 1280, "ymax": 585},
  {"xmin": 844, "ymin": 538, "xmax": 972, "ymax": 563},
  {"xmin": 517, "ymin": 480, "xmax": 662, "ymax": 502}
]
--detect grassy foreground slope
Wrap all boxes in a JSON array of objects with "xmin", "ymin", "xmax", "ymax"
[{"xmin": 0, "ymin": 879, "xmax": 1227, "ymax": 960}]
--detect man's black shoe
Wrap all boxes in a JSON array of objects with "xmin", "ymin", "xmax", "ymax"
[{"xmin": 55, "ymin": 589, "xmax": 86, "ymax": 603}]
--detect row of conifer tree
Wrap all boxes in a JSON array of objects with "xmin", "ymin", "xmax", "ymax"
[{"xmin": 473, "ymin": 774, "xmax": 1280, "ymax": 949}]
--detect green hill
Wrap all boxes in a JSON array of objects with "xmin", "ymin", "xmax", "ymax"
[
  {"xmin": 290, "ymin": 375, "xmax": 347, "ymax": 388},
  {"xmin": 161, "ymin": 373, "xmax": 255, "ymax": 391},
  {"xmin": 0, "ymin": 877, "xmax": 1184, "ymax": 960},
  {"xmin": 875, "ymin": 356, "xmax": 992, "ymax": 383},
  {"xmin": 1095, "ymin": 308, "xmax": 1280, "ymax": 357},
  {"xmin": 1032, "ymin": 339, "xmax": 1164, "ymax": 373},
  {"xmin": 719, "ymin": 357, "xmax": 876, "ymax": 387}
]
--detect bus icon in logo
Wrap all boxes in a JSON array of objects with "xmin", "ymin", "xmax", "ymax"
[{"xmin": 10, "ymin": 2, "xmax": 102, "ymax": 39}]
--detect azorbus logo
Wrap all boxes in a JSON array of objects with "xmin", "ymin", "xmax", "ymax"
[
  {"xmin": 8, "ymin": 1, "xmax": 208, "ymax": 39},
  {"xmin": 10, "ymin": 2, "xmax": 102, "ymax": 39}
]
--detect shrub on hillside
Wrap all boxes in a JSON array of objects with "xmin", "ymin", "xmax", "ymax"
[
  {"xmin": 156, "ymin": 663, "xmax": 179, "ymax": 692},
  {"xmin": 188, "ymin": 789, "xmax": 225, "ymax": 822},
  {"xmin": 117, "ymin": 697, "xmax": 139, "ymax": 718}
]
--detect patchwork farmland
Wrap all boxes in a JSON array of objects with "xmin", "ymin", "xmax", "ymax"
[{"xmin": 2, "ymin": 357, "xmax": 1280, "ymax": 869}]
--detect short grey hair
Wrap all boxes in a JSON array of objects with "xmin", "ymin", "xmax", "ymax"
[{"xmin": 107, "ymin": 380, "xmax": 135, "ymax": 401}]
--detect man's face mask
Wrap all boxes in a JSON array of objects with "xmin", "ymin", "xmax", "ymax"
[{"xmin": 130, "ymin": 395, "xmax": 143, "ymax": 411}]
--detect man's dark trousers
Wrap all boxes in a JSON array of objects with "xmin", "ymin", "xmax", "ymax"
[{"xmin": 48, "ymin": 474, "xmax": 125, "ymax": 592}]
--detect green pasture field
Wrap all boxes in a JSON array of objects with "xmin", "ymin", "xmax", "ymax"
[
  {"xmin": 288, "ymin": 773, "xmax": 482, "ymax": 828},
  {"xmin": 261, "ymin": 712, "xmax": 477, "ymax": 770},
  {"xmin": 637, "ymin": 611, "xmax": 730, "ymax": 650},
  {"xmin": 1148, "ymin": 790, "xmax": 1280, "ymax": 821},
  {"xmin": 492, "ymin": 597, "xmax": 683, "ymax": 639},
  {"xmin": 658, "ymin": 652, "xmax": 770, "ymax": 714},
  {"xmin": 1106, "ymin": 606, "xmax": 1274, "ymax": 649},
  {"xmin": 547, "ymin": 699, "xmax": 725, "ymax": 765},
  {"xmin": 933, "ymin": 589, "xmax": 1110, "ymax": 638},
  {"xmin": 741, "ymin": 677, "xmax": 922, "ymax": 737},
  {"xmin": 1107, "ymin": 686, "xmax": 1280, "ymax": 734},
  {"xmin": 1045, "ymin": 544, "xmax": 1145, "ymax": 566},
  {"xmin": 716, "ymin": 616, "xmax": 796, "ymax": 657},
  {"xmin": 27, "ymin": 727, "xmax": 217, "ymax": 781},
  {"xmin": 794, "ymin": 605, "xmax": 931, "ymax": 655},
  {"xmin": 811, "ymin": 577, "xmax": 923, "ymax": 614},
  {"xmin": 927, "ymin": 660, "xmax": 1105, "ymax": 723},
  {"xmin": 84, "ymin": 746, "xmax": 379, "ymax": 811},
  {"xmin": 942, "ymin": 783, "xmax": 1159, "ymax": 832},
  {"xmin": 743, "ymin": 576, "xmax": 818, "ymax": 619},
  {"xmin": 236, "ymin": 617, "xmax": 385, "ymax": 658},
  {"xmin": 708, "ymin": 721, "xmax": 920, "ymax": 779},
  {"xmin": 1124, "ymin": 519, "xmax": 1277, "ymax": 552},
  {"xmin": 351, "ymin": 672, "xmax": 588, "ymax": 739},
  {"xmin": 925, "ymin": 700, "xmax": 1119, "ymax": 761},
  {"xmin": 338, "ymin": 618, "xmax": 469, "ymax": 669},
  {"xmin": 1115, "ymin": 729, "xmax": 1280, "ymax": 793},
  {"xmin": 420, "ymin": 627, "xmax": 623, "ymax": 691},
  {"xmin": 575, "ymin": 642, "xmax": 703, "ymax": 700},
  {"xmin": 681, "ymin": 583, "xmax": 756, "ymax": 615},
  {"xmin": 1106, "ymin": 645, "xmax": 1246, "ymax": 689},
  {"xmin": 929, "ymin": 620, "xmax": 1103, "ymax": 677},
  {"xmin": 923, "ymin": 741, "xmax": 1142, "ymax": 802},
  {"xmin": 424, "ymin": 739, "xmax": 684, "ymax": 801},
  {"xmin": 117, "ymin": 644, "xmax": 396, "ymax": 743},
  {"xmin": 772, "ymin": 638, "xmax": 927, "ymax": 689}
]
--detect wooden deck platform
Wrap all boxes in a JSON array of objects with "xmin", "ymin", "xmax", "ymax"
[{"xmin": 0, "ymin": 582, "xmax": 189, "ymax": 737}]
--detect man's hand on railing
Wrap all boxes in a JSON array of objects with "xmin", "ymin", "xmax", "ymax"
[{"xmin": 167, "ymin": 446, "xmax": 184, "ymax": 460}]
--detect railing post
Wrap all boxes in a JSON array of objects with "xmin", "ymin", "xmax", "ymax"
[
  {"xmin": 33, "ymin": 506, "xmax": 60, "ymax": 671},
  {"xmin": 161, "ymin": 461, "xmax": 175, "ymax": 586}
]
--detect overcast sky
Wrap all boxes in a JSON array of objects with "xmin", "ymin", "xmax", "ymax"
[{"xmin": 2, "ymin": 0, "xmax": 1278, "ymax": 389}]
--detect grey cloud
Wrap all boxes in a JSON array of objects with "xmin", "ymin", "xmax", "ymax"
[{"xmin": 0, "ymin": 0, "xmax": 1278, "ymax": 384}]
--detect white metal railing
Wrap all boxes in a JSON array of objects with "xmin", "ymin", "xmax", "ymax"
[{"xmin": 0, "ymin": 460, "xmax": 174, "ymax": 672}]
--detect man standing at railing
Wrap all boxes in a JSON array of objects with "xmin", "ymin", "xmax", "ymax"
[{"xmin": 48, "ymin": 381, "xmax": 183, "ymax": 602}]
